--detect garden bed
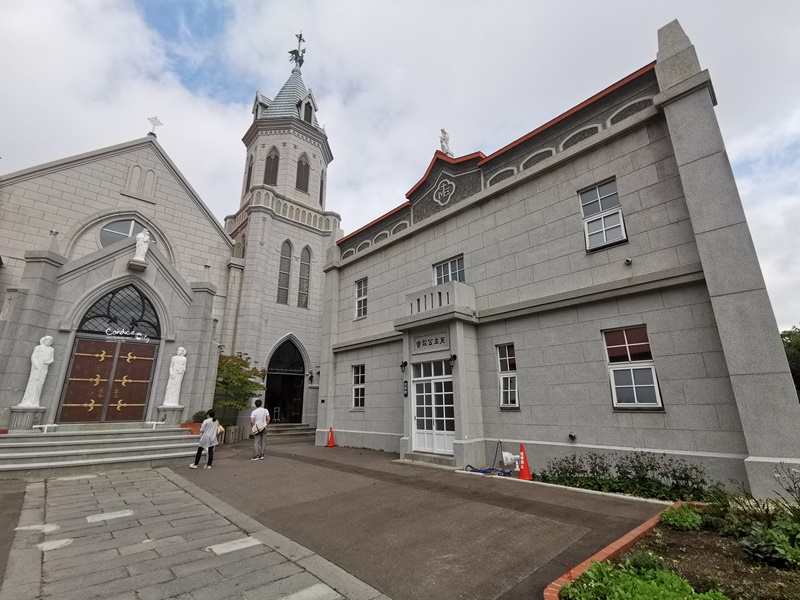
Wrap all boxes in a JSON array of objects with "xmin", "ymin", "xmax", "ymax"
[{"xmin": 624, "ymin": 524, "xmax": 800, "ymax": 599}]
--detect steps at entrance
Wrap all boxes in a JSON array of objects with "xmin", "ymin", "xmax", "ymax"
[
  {"xmin": 265, "ymin": 423, "xmax": 315, "ymax": 442},
  {"xmin": 0, "ymin": 427, "xmax": 199, "ymax": 478},
  {"xmin": 394, "ymin": 451, "xmax": 457, "ymax": 469}
]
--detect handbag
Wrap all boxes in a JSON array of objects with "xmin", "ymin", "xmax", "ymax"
[
  {"xmin": 252, "ymin": 421, "xmax": 266, "ymax": 435},
  {"xmin": 216, "ymin": 423, "xmax": 225, "ymax": 437}
]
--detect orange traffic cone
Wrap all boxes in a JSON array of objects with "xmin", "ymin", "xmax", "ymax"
[
  {"xmin": 326, "ymin": 427, "xmax": 336, "ymax": 447},
  {"xmin": 518, "ymin": 444, "xmax": 533, "ymax": 481}
]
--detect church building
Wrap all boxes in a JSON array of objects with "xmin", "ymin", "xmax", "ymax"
[{"xmin": 0, "ymin": 21, "xmax": 798, "ymax": 496}]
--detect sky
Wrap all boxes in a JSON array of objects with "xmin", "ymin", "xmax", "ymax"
[{"xmin": 2, "ymin": 1, "xmax": 800, "ymax": 329}]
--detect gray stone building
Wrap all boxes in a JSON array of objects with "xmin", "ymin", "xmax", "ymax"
[
  {"xmin": 0, "ymin": 57, "xmax": 339, "ymax": 437},
  {"xmin": 0, "ymin": 21, "xmax": 797, "ymax": 495},
  {"xmin": 315, "ymin": 21, "xmax": 800, "ymax": 497}
]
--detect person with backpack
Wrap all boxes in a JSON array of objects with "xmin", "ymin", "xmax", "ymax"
[
  {"xmin": 250, "ymin": 399, "xmax": 270, "ymax": 461},
  {"xmin": 189, "ymin": 409, "xmax": 219, "ymax": 469}
]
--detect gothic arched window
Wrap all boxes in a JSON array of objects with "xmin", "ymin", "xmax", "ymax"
[
  {"xmin": 245, "ymin": 156, "xmax": 253, "ymax": 193},
  {"xmin": 303, "ymin": 103, "xmax": 313, "ymax": 123},
  {"xmin": 264, "ymin": 148, "xmax": 279, "ymax": 186},
  {"xmin": 295, "ymin": 155, "xmax": 310, "ymax": 193},
  {"xmin": 78, "ymin": 285, "xmax": 161, "ymax": 340},
  {"xmin": 298, "ymin": 246, "xmax": 311, "ymax": 308},
  {"xmin": 277, "ymin": 241, "xmax": 292, "ymax": 304},
  {"xmin": 319, "ymin": 171, "xmax": 325, "ymax": 206}
]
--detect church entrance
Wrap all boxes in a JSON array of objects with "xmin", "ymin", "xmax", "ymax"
[
  {"xmin": 266, "ymin": 340, "xmax": 305, "ymax": 424},
  {"xmin": 58, "ymin": 285, "xmax": 161, "ymax": 423}
]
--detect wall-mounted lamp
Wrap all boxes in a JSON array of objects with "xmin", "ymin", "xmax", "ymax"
[
  {"xmin": 449, "ymin": 354, "xmax": 457, "ymax": 368},
  {"xmin": 400, "ymin": 361, "xmax": 408, "ymax": 373},
  {"xmin": 308, "ymin": 370, "xmax": 314, "ymax": 384}
]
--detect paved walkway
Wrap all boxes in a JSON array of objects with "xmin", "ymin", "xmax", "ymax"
[{"xmin": 0, "ymin": 467, "xmax": 387, "ymax": 600}]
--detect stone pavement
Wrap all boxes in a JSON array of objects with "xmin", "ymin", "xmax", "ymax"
[{"xmin": 0, "ymin": 467, "xmax": 388, "ymax": 600}]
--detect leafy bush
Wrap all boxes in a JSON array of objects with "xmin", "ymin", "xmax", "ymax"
[
  {"xmin": 626, "ymin": 549, "xmax": 666, "ymax": 572},
  {"xmin": 740, "ymin": 518, "xmax": 800, "ymax": 568},
  {"xmin": 537, "ymin": 451, "xmax": 718, "ymax": 501},
  {"xmin": 560, "ymin": 559, "xmax": 729, "ymax": 599},
  {"xmin": 660, "ymin": 506, "xmax": 702, "ymax": 531},
  {"xmin": 191, "ymin": 410, "xmax": 208, "ymax": 423}
]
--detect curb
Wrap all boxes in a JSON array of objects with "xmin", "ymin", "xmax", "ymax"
[{"xmin": 542, "ymin": 500, "xmax": 680, "ymax": 599}]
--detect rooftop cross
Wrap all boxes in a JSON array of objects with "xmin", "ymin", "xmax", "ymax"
[
  {"xmin": 289, "ymin": 31, "xmax": 306, "ymax": 70},
  {"xmin": 147, "ymin": 116, "xmax": 163, "ymax": 136}
]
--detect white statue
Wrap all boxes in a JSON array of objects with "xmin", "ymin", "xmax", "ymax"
[
  {"xmin": 163, "ymin": 347, "xmax": 187, "ymax": 406},
  {"xmin": 20, "ymin": 336, "xmax": 55, "ymax": 407},
  {"xmin": 133, "ymin": 229, "xmax": 151, "ymax": 261},
  {"xmin": 440, "ymin": 128, "xmax": 452, "ymax": 156}
]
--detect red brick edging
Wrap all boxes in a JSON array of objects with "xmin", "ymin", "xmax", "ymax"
[{"xmin": 543, "ymin": 500, "xmax": 680, "ymax": 599}]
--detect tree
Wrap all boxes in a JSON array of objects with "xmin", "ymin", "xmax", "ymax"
[
  {"xmin": 780, "ymin": 326, "xmax": 800, "ymax": 393},
  {"xmin": 214, "ymin": 354, "xmax": 266, "ymax": 411}
]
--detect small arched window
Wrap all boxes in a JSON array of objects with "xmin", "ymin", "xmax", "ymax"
[
  {"xmin": 277, "ymin": 241, "xmax": 292, "ymax": 304},
  {"xmin": 264, "ymin": 148, "xmax": 279, "ymax": 185},
  {"xmin": 245, "ymin": 156, "xmax": 253, "ymax": 193},
  {"xmin": 303, "ymin": 103, "xmax": 313, "ymax": 123},
  {"xmin": 319, "ymin": 171, "xmax": 325, "ymax": 206},
  {"xmin": 295, "ymin": 155, "xmax": 310, "ymax": 193},
  {"xmin": 298, "ymin": 246, "xmax": 311, "ymax": 308},
  {"xmin": 100, "ymin": 219, "xmax": 152, "ymax": 248}
]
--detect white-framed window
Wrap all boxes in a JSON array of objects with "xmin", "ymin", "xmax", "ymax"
[
  {"xmin": 497, "ymin": 344, "xmax": 518, "ymax": 408},
  {"xmin": 355, "ymin": 278, "xmax": 368, "ymax": 319},
  {"xmin": 603, "ymin": 326, "xmax": 662, "ymax": 408},
  {"xmin": 352, "ymin": 365, "xmax": 365, "ymax": 409},
  {"xmin": 99, "ymin": 219, "xmax": 150, "ymax": 248},
  {"xmin": 579, "ymin": 180, "xmax": 627, "ymax": 250},
  {"xmin": 434, "ymin": 256, "xmax": 465, "ymax": 285}
]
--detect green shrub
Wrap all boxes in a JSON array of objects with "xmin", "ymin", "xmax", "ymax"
[
  {"xmin": 560, "ymin": 559, "xmax": 729, "ymax": 599},
  {"xmin": 191, "ymin": 410, "xmax": 208, "ymax": 423},
  {"xmin": 660, "ymin": 506, "xmax": 702, "ymax": 531},
  {"xmin": 626, "ymin": 549, "xmax": 666, "ymax": 573},
  {"xmin": 537, "ymin": 451, "xmax": 719, "ymax": 501},
  {"xmin": 740, "ymin": 518, "xmax": 800, "ymax": 568}
]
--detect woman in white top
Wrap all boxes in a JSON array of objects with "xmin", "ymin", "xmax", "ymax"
[{"xmin": 190, "ymin": 410, "xmax": 220, "ymax": 469}]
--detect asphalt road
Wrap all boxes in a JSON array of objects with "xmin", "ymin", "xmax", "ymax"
[{"xmin": 182, "ymin": 439, "xmax": 665, "ymax": 599}]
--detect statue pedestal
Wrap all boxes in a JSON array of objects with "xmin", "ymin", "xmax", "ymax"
[
  {"xmin": 10, "ymin": 405, "xmax": 47, "ymax": 431},
  {"xmin": 156, "ymin": 405, "xmax": 184, "ymax": 427},
  {"xmin": 127, "ymin": 259, "xmax": 147, "ymax": 272}
]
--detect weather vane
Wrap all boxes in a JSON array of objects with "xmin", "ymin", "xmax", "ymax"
[
  {"xmin": 147, "ymin": 116, "xmax": 163, "ymax": 135},
  {"xmin": 289, "ymin": 31, "xmax": 306, "ymax": 69}
]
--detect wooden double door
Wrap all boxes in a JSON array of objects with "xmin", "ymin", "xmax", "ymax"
[{"xmin": 58, "ymin": 338, "xmax": 158, "ymax": 423}]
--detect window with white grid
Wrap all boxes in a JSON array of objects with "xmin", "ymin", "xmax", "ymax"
[
  {"xmin": 434, "ymin": 256, "xmax": 465, "ymax": 285},
  {"xmin": 603, "ymin": 326, "xmax": 662, "ymax": 408},
  {"xmin": 352, "ymin": 365, "xmax": 365, "ymax": 409},
  {"xmin": 579, "ymin": 180, "xmax": 627, "ymax": 250},
  {"xmin": 355, "ymin": 278, "xmax": 368, "ymax": 319},
  {"xmin": 497, "ymin": 344, "xmax": 518, "ymax": 408}
]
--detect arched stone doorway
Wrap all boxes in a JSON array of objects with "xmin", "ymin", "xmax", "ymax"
[
  {"xmin": 58, "ymin": 285, "xmax": 161, "ymax": 423},
  {"xmin": 266, "ymin": 340, "xmax": 305, "ymax": 424}
]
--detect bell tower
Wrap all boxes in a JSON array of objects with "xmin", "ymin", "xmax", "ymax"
[
  {"xmin": 239, "ymin": 32, "xmax": 333, "ymax": 211},
  {"xmin": 223, "ymin": 34, "xmax": 341, "ymax": 432}
]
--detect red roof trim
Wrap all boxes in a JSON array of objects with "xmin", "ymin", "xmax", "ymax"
[
  {"xmin": 337, "ymin": 201, "xmax": 412, "ymax": 245},
  {"xmin": 405, "ymin": 150, "xmax": 487, "ymax": 199},
  {"xmin": 477, "ymin": 62, "xmax": 656, "ymax": 166}
]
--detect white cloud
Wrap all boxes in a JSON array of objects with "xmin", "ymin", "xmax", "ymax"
[{"xmin": 2, "ymin": 0, "xmax": 800, "ymax": 329}]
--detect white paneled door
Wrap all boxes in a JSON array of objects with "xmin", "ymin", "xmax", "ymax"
[{"xmin": 412, "ymin": 360, "xmax": 454, "ymax": 454}]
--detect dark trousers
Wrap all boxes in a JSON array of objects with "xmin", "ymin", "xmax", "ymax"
[{"xmin": 194, "ymin": 446, "xmax": 213, "ymax": 466}]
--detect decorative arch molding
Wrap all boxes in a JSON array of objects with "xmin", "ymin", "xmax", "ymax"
[
  {"xmin": 521, "ymin": 148, "xmax": 556, "ymax": 170},
  {"xmin": 487, "ymin": 168, "xmax": 516, "ymax": 187},
  {"xmin": 341, "ymin": 249, "xmax": 355, "ymax": 259},
  {"xmin": 62, "ymin": 208, "xmax": 177, "ymax": 264},
  {"xmin": 356, "ymin": 241, "xmax": 371, "ymax": 253},
  {"xmin": 607, "ymin": 96, "xmax": 654, "ymax": 127},
  {"xmin": 373, "ymin": 231, "xmax": 389, "ymax": 244},
  {"xmin": 560, "ymin": 125, "xmax": 602, "ymax": 151},
  {"xmin": 263, "ymin": 333, "xmax": 311, "ymax": 376},
  {"xmin": 391, "ymin": 221, "xmax": 409, "ymax": 235},
  {"xmin": 61, "ymin": 274, "xmax": 176, "ymax": 341}
]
